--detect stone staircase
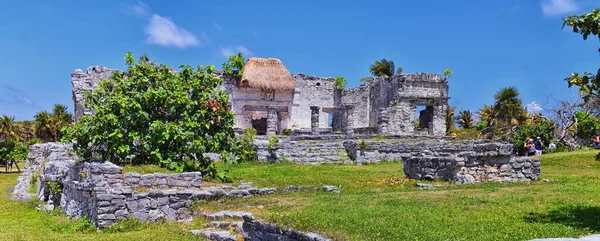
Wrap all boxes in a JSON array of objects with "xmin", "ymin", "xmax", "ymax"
[{"xmin": 189, "ymin": 211, "xmax": 331, "ymax": 241}]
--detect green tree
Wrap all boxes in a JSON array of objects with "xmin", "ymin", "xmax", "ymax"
[
  {"xmin": 0, "ymin": 115, "xmax": 16, "ymax": 141},
  {"xmin": 334, "ymin": 76, "xmax": 347, "ymax": 90},
  {"xmin": 443, "ymin": 68, "xmax": 453, "ymax": 79},
  {"xmin": 62, "ymin": 52, "xmax": 237, "ymax": 177},
  {"xmin": 493, "ymin": 86, "xmax": 525, "ymax": 126},
  {"xmin": 563, "ymin": 8, "xmax": 600, "ymax": 103},
  {"xmin": 222, "ymin": 52, "xmax": 245, "ymax": 79},
  {"xmin": 50, "ymin": 104, "xmax": 73, "ymax": 140},
  {"xmin": 34, "ymin": 111, "xmax": 54, "ymax": 142},
  {"xmin": 369, "ymin": 59, "xmax": 398, "ymax": 77},
  {"xmin": 457, "ymin": 110, "xmax": 474, "ymax": 129},
  {"xmin": 510, "ymin": 122, "xmax": 555, "ymax": 155},
  {"xmin": 446, "ymin": 105, "xmax": 457, "ymax": 134}
]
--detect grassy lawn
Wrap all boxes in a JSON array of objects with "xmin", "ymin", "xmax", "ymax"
[{"xmin": 1, "ymin": 150, "xmax": 600, "ymax": 240}]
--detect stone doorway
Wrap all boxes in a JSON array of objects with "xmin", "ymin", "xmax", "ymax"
[
  {"xmin": 252, "ymin": 118, "xmax": 268, "ymax": 135},
  {"xmin": 416, "ymin": 105, "xmax": 434, "ymax": 134}
]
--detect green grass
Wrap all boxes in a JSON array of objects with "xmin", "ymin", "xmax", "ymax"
[
  {"xmin": 2, "ymin": 150, "xmax": 600, "ymax": 240},
  {"xmin": 199, "ymin": 150, "xmax": 600, "ymax": 241},
  {"xmin": 122, "ymin": 164, "xmax": 173, "ymax": 174}
]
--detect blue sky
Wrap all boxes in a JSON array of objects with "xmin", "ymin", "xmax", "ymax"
[{"xmin": 0, "ymin": 0, "xmax": 598, "ymax": 120}]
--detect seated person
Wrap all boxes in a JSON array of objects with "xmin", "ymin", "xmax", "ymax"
[{"xmin": 594, "ymin": 134, "xmax": 600, "ymax": 149}]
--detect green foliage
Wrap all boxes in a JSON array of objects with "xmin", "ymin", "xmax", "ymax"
[
  {"xmin": 510, "ymin": 122, "xmax": 555, "ymax": 155},
  {"xmin": 372, "ymin": 134, "xmax": 384, "ymax": 141},
  {"xmin": 369, "ymin": 59, "xmax": 398, "ymax": 77},
  {"xmin": 443, "ymin": 68, "xmax": 453, "ymax": 79},
  {"xmin": 62, "ymin": 52, "xmax": 237, "ymax": 178},
  {"xmin": 268, "ymin": 135, "xmax": 279, "ymax": 151},
  {"xmin": 231, "ymin": 128, "xmax": 258, "ymax": 163},
  {"xmin": 282, "ymin": 128, "xmax": 292, "ymax": 136},
  {"xmin": 122, "ymin": 164, "xmax": 173, "ymax": 174},
  {"xmin": 446, "ymin": 105, "xmax": 457, "ymax": 134},
  {"xmin": 573, "ymin": 111, "xmax": 600, "ymax": 140},
  {"xmin": 334, "ymin": 76, "xmax": 347, "ymax": 90},
  {"xmin": 48, "ymin": 182, "xmax": 63, "ymax": 198},
  {"xmin": 103, "ymin": 217, "xmax": 145, "ymax": 233},
  {"xmin": 222, "ymin": 52, "xmax": 245, "ymax": 79},
  {"xmin": 0, "ymin": 139, "xmax": 28, "ymax": 164},
  {"xmin": 359, "ymin": 139, "xmax": 368, "ymax": 149},
  {"xmin": 493, "ymin": 86, "xmax": 525, "ymax": 125},
  {"xmin": 453, "ymin": 128, "xmax": 482, "ymax": 141},
  {"xmin": 457, "ymin": 110, "xmax": 474, "ymax": 129}
]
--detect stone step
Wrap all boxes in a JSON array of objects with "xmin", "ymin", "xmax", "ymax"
[
  {"xmin": 202, "ymin": 211, "xmax": 254, "ymax": 220},
  {"xmin": 189, "ymin": 229, "xmax": 238, "ymax": 241},
  {"xmin": 207, "ymin": 221, "xmax": 244, "ymax": 232}
]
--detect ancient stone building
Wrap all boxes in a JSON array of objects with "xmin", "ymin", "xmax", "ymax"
[{"xmin": 71, "ymin": 58, "xmax": 449, "ymax": 136}]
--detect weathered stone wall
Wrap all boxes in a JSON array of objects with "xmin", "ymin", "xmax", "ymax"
[
  {"xmin": 60, "ymin": 161, "xmax": 204, "ymax": 227},
  {"xmin": 255, "ymin": 136, "xmax": 540, "ymax": 184},
  {"xmin": 12, "ymin": 143, "xmax": 75, "ymax": 202},
  {"xmin": 71, "ymin": 66, "xmax": 114, "ymax": 121},
  {"xmin": 242, "ymin": 216, "xmax": 331, "ymax": 241},
  {"xmin": 290, "ymin": 74, "xmax": 337, "ymax": 130},
  {"xmin": 341, "ymin": 84, "xmax": 371, "ymax": 128}
]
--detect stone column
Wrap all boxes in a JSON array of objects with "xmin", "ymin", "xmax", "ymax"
[
  {"xmin": 377, "ymin": 107, "xmax": 389, "ymax": 135},
  {"xmin": 431, "ymin": 105, "xmax": 447, "ymax": 136},
  {"xmin": 344, "ymin": 105, "xmax": 355, "ymax": 135},
  {"xmin": 310, "ymin": 106, "xmax": 320, "ymax": 135},
  {"xmin": 267, "ymin": 106, "xmax": 277, "ymax": 135}
]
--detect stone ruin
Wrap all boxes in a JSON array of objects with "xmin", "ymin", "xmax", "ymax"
[
  {"xmin": 12, "ymin": 143, "xmax": 334, "ymax": 240},
  {"xmin": 7, "ymin": 57, "xmax": 540, "ymax": 238},
  {"xmin": 71, "ymin": 58, "xmax": 448, "ymax": 136},
  {"xmin": 69, "ymin": 57, "xmax": 541, "ymax": 183}
]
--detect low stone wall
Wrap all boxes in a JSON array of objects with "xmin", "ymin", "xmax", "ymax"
[
  {"xmin": 403, "ymin": 156, "xmax": 540, "ymax": 184},
  {"xmin": 61, "ymin": 161, "xmax": 205, "ymax": 227},
  {"xmin": 123, "ymin": 172, "xmax": 203, "ymax": 189},
  {"xmin": 242, "ymin": 215, "xmax": 331, "ymax": 241}
]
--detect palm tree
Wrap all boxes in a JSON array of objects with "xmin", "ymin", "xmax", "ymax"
[
  {"xmin": 446, "ymin": 105, "xmax": 457, "ymax": 134},
  {"xmin": 0, "ymin": 115, "xmax": 16, "ymax": 141},
  {"xmin": 457, "ymin": 110, "xmax": 474, "ymax": 129},
  {"xmin": 34, "ymin": 111, "xmax": 53, "ymax": 142},
  {"xmin": 369, "ymin": 59, "xmax": 398, "ymax": 77},
  {"xmin": 17, "ymin": 120, "xmax": 36, "ymax": 142},
  {"xmin": 493, "ymin": 87, "xmax": 525, "ymax": 126},
  {"xmin": 477, "ymin": 105, "xmax": 496, "ymax": 127},
  {"xmin": 51, "ymin": 104, "xmax": 73, "ymax": 140}
]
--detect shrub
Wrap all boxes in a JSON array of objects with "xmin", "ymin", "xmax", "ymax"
[
  {"xmin": 231, "ymin": 128, "xmax": 258, "ymax": 163},
  {"xmin": 360, "ymin": 139, "xmax": 368, "ymax": 149},
  {"xmin": 283, "ymin": 128, "xmax": 292, "ymax": 136},
  {"xmin": 62, "ymin": 52, "xmax": 238, "ymax": 178},
  {"xmin": 510, "ymin": 122, "xmax": 555, "ymax": 155},
  {"xmin": 335, "ymin": 76, "xmax": 347, "ymax": 90},
  {"xmin": 453, "ymin": 128, "xmax": 482, "ymax": 141},
  {"xmin": 268, "ymin": 135, "xmax": 280, "ymax": 151}
]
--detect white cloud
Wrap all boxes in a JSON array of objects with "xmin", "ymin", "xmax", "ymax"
[
  {"xmin": 526, "ymin": 101, "xmax": 544, "ymax": 113},
  {"xmin": 130, "ymin": 1, "xmax": 150, "ymax": 18},
  {"xmin": 220, "ymin": 45, "xmax": 253, "ymax": 57},
  {"xmin": 541, "ymin": 0, "xmax": 579, "ymax": 16},
  {"xmin": 145, "ymin": 14, "xmax": 204, "ymax": 48},
  {"xmin": 214, "ymin": 23, "xmax": 223, "ymax": 31}
]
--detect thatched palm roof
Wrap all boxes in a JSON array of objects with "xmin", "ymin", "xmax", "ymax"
[{"xmin": 240, "ymin": 58, "xmax": 294, "ymax": 91}]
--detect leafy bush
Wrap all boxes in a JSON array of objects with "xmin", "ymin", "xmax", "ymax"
[
  {"xmin": 222, "ymin": 52, "xmax": 245, "ymax": 79},
  {"xmin": 335, "ymin": 76, "xmax": 347, "ymax": 90},
  {"xmin": 231, "ymin": 128, "xmax": 258, "ymax": 163},
  {"xmin": 283, "ymin": 128, "xmax": 292, "ymax": 136},
  {"xmin": 62, "ymin": 52, "xmax": 238, "ymax": 178},
  {"xmin": 268, "ymin": 135, "xmax": 279, "ymax": 151},
  {"xmin": 510, "ymin": 122, "xmax": 555, "ymax": 155},
  {"xmin": 453, "ymin": 128, "xmax": 482, "ymax": 141},
  {"xmin": 573, "ymin": 111, "xmax": 600, "ymax": 141},
  {"xmin": 360, "ymin": 139, "xmax": 368, "ymax": 149}
]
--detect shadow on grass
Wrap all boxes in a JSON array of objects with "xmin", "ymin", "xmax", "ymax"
[{"xmin": 524, "ymin": 204, "xmax": 600, "ymax": 232}]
